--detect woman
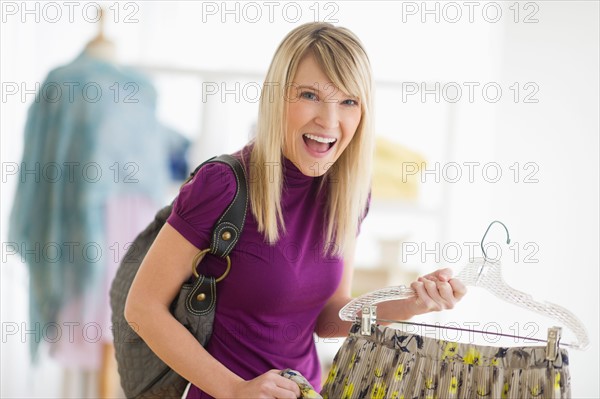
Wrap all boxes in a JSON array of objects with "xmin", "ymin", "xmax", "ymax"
[{"xmin": 125, "ymin": 22, "xmax": 466, "ymax": 399}]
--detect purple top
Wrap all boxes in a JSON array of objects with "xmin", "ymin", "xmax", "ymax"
[{"xmin": 167, "ymin": 145, "xmax": 359, "ymax": 399}]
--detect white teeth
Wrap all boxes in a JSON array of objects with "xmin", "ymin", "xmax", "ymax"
[{"xmin": 303, "ymin": 133, "xmax": 337, "ymax": 144}]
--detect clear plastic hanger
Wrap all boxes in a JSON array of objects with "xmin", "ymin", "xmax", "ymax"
[{"xmin": 339, "ymin": 221, "xmax": 589, "ymax": 354}]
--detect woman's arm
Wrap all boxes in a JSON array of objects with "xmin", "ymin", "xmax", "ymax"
[
  {"xmin": 314, "ymin": 251, "xmax": 467, "ymax": 338},
  {"xmin": 125, "ymin": 223, "xmax": 300, "ymax": 399}
]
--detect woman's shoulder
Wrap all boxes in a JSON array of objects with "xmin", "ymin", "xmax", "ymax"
[
  {"xmin": 190, "ymin": 160, "xmax": 237, "ymax": 188},
  {"xmin": 200, "ymin": 146, "xmax": 250, "ymax": 185},
  {"xmin": 180, "ymin": 145, "xmax": 251, "ymax": 205},
  {"xmin": 177, "ymin": 154, "xmax": 244, "ymax": 208},
  {"xmin": 167, "ymin": 155, "xmax": 244, "ymax": 248}
]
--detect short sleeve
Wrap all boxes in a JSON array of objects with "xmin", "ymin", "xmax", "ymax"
[{"xmin": 166, "ymin": 162, "xmax": 237, "ymax": 249}]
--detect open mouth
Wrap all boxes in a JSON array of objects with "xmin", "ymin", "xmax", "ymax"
[{"xmin": 302, "ymin": 133, "xmax": 337, "ymax": 154}]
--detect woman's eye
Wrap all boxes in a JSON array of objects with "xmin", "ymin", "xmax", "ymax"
[
  {"xmin": 300, "ymin": 91, "xmax": 318, "ymax": 101},
  {"xmin": 342, "ymin": 99, "xmax": 359, "ymax": 106}
]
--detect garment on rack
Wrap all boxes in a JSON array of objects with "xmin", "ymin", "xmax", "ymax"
[
  {"xmin": 8, "ymin": 50, "xmax": 183, "ymax": 362},
  {"xmin": 50, "ymin": 194, "xmax": 157, "ymax": 369},
  {"xmin": 321, "ymin": 322, "xmax": 570, "ymax": 399}
]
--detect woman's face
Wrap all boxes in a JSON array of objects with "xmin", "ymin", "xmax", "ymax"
[{"xmin": 283, "ymin": 53, "xmax": 362, "ymax": 177}]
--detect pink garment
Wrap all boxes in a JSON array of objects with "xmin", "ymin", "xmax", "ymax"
[{"xmin": 50, "ymin": 195, "xmax": 157, "ymax": 369}]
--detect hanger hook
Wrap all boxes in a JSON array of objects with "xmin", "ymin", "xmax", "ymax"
[
  {"xmin": 480, "ymin": 220, "xmax": 511, "ymax": 261},
  {"xmin": 96, "ymin": 6, "xmax": 106, "ymax": 39}
]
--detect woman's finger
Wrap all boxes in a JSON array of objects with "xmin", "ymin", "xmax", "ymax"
[
  {"xmin": 275, "ymin": 375, "xmax": 301, "ymax": 398},
  {"xmin": 436, "ymin": 280, "xmax": 457, "ymax": 309},
  {"xmin": 259, "ymin": 370, "xmax": 301, "ymax": 398},
  {"xmin": 449, "ymin": 278, "xmax": 467, "ymax": 300},
  {"xmin": 410, "ymin": 280, "xmax": 437, "ymax": 312},
  {"xmin": 272, "ymin": 386, "xmax": 300, "ymax": 399},
  {"xmin": 422, "ymin": 267, "xmax": 453, "ymax": 282},
  {"xmin": 421, "ymin": 277, "xmax": 444, "ymax": 305},
  {"xmin": 422, "ymin": 277, "xmax": 455, "ymax": 310}
]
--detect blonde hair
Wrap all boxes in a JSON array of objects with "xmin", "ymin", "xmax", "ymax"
[{"xmin": 249, "ymin": 22, "xmax": 374, "ymax": 257}]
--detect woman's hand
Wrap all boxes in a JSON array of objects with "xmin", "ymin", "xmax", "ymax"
[
  {"xmin": 230, "ymin": 370, "xmax": 301, "ymax": 399},
  {"xmin": 406, "ymin": 268, "xmax": 467, "ymax": 317}
]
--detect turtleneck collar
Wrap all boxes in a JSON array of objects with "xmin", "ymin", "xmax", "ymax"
[
  {"xmin": 282, "ymin": 155, "xmax": 319, "ymax": 189},
  {"xmin": 237, "ymin": 143, "xmax": 319, "ymax": 189}
]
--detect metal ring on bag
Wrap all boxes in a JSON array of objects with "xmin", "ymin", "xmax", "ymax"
[{"xmin": 191, "ymin": 248, "xmax": 231, "ymax": 282}]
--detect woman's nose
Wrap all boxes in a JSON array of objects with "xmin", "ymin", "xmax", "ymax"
[{"xmin": 314, "ymin": 101, "xmax": 339, "ymax": 130}]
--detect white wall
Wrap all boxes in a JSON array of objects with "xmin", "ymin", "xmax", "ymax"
[
  {"xmin": 495, "ymin": 2, "xmax": 599, "ymax": 392},
  {"xmin": 1, "ymin": 1, "xmax": 598, "ymax": 397}
]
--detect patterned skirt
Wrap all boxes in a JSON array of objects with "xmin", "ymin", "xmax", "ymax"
[{"xmin": 321, "ymin": 323, "xmax": 570, "ymax": 399}]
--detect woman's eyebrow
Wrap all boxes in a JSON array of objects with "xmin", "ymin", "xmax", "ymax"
[
  {"xmin": 294, "ymin": 83, "xmax": 345, "ymax": 95},
  {"xmin": 295, "ymin": 84, "xmax": 321, "ymax": 91},
  {"xmin": 293, "ymin": 83, "xmax": 357, "ymax": 100}
]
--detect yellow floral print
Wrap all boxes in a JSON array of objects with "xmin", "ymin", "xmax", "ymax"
[
  {"xmin": 477, "ymin": 386, "xmax": 487, "ymax": 396},
  {"xmin": 324, "ymin": 365, "xmax": 337, "ymax": 387},
  {"xmin": 463, "ymin": 348, "xmax": 481, "ymax": 365},
  {"xmin": 321, "ymin": 323, "xmax": 570, "ymax": 399},
  {"xmin": 394, "ymin": 364, "xmax": 404, "ymax": 382},
  {"xmin": 449, "ymin": 376, "xmax": 458, "ymax": 394},
  {"xmin": 349, "ymin": 353, "xmax": 357, "ymax": 369},
  {"xmin": 370, "ymin": 382, "xmax": 386, "ymax": 399},
  {"xmin": 425, "ymin": 377, "xmax": 434, "ymax": 389},
  {"xmin": 341, "ymin": 382, "xmax": 354, "ymax": 399},
  {"xmin": 442, "ymin": 341, "xmax": 459, "ymax": 360},
  {"xmin": 501, "ymin": 382, "xmax": 509, "ymax": 399}
]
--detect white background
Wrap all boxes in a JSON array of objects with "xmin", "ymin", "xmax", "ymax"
[{"xmin": 1, "ymin": 1, "xmax": 598, "ymax": 397}]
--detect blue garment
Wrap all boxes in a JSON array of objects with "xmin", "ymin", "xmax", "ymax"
[{"xmin": 8, "ymin": 51, "xmax": 182, "ymax": 359}]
